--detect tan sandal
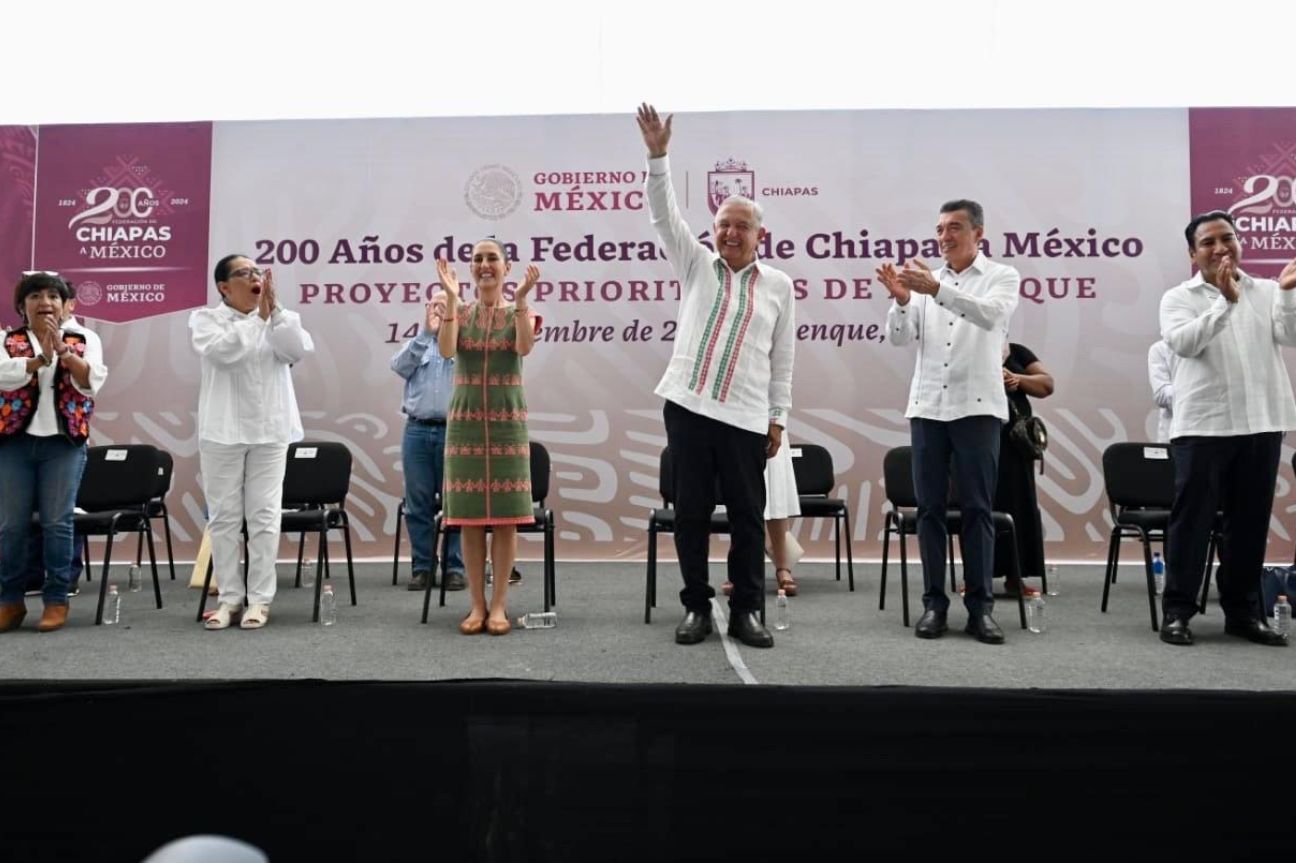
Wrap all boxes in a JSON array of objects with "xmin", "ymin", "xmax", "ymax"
[
  {"xmin": 775, "ymin": 568, "xmax": 799, "ymax": 597},
  {"xmin": 204, "ymin": 603, "xmax": 241, "ymax": 631},
  {"xmin": 239, "ymin": 603, "xmax": 269, "ymax": 630}
]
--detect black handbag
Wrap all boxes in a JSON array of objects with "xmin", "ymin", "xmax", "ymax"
[{"xmin": 1008, "ymin": 398, "xmax": 1048, "ymax": 465}]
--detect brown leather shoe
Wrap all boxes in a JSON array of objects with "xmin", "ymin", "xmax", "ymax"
[
  {"xmin": 37, "ymin": 603, "xmax": 70, "ymax": 633},
  {"xmin": 486, "ymin": 617, "xmax": 512, "ymax": 636},
  {"xmin": 0, "ymin": 602, "xmax": 27, "ymax": 633}
]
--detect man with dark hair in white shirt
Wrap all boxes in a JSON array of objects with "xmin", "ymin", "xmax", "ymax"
[
  {"xmin": 637, "ymin": 104, "xmax": 796, "ymax": 649},
  {"xmin": 878, "ymin": 200, "xmax": 1020, "ymax": 643},
  {"xmin": 1157, "ymin": 210, "xmax": 1296, "ymax": 647}
]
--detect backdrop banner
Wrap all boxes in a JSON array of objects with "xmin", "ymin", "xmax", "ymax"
[{"xmin": 4, "ymin": 107, "xmax": 1295, "ymax": 563}]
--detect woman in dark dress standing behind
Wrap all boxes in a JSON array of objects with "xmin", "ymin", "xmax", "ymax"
[{"xmin": 995, "ymin": 342, "xmax": 1054, "ymax": 596}]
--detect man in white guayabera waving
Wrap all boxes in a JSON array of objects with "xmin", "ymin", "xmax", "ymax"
[
  {"xmin": 1157, "ymin": 209, "xmax": 1296, "ymax": 648},
  {"xmin": 636, "ymin": 103, "xmax": 796, "ymax": 650},
  {"xmin": 877, "ymin": 200, "xmax": 1019, "ymax": 644}
]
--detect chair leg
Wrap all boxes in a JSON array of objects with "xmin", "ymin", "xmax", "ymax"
[
  {"xmin": 1199, "ymin": 531, "xmax": 1218, "ymax": 614},
  {"xmin": 294, "ymin": 531, "xmax": 306, "ymax": 588},
  {"xmin": 421, "ymin": 515, "xmax": 442, "ymax": 624},
  {"xmin": 1100, "ymin": 530, "xmax": 1120, "ymax": 613},
  {"xmin": 311, "ymin": 519, "xmax": 328, "ymax": 623},
  {"xmin": 879, "ymin": 515, "xmax": 892, "ymax": 611},
  {"xmin": 340, "ymin": 512, "xmax": 357, "ymax": 606},
  {"xmin": 843, "ymin": 508, "xmax": 855, "ymax": 591},
  {"xmin": 392, "ymin": 499, "xmax": 405, "ymax": 586},
  {"xmin": 948, "ymin": 532, "xmax": 958, "ymax": 592},
  {"xmin": 439, "ymin": 521, "xmax": 451, "ymax": 609},
  {"xmin": 1140, "ymin": 531, "xmax": 1159, "ymax": 632},
  {"xmin": 645, "ymin": 524, "xmax": 657, "ymax": 624},
  {"xmin": 146, "ymin": 521, "xmax": 163, "ymax": 610},
  {"xmin": 94, "ymin": 525, "xmax": 119, "ymax": 626},
  {"xmin": 160, "ymin": 507, "xmax": 177, "ymax": 580},
  {"xmin": 543, "ymin": 516, "xmax": 555, "ymax": 612},
  {"xmin": 1006, "ymin": 524, "xmax": 1026, "ymax": 630},
  {"xmin": 833, "ymin": 515, "xmax": 842, "ymax": 582},
  {"xmin": 82, "ymin": 535, "xmax": 92, "ymax": 583},
  {"xmin": 899, "ymin": 525, "xmax": 911, "ymax": 627}
]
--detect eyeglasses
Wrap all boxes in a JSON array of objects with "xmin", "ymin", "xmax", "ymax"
[{"xmin": 226, "ymin": 267, "xmax": 265, "ymax": 280}]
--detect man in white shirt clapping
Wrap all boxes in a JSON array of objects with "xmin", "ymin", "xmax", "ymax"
[
  {"xmin": 637, "ymin": 104, "xmax": 796, "ymax": 649},
  {"xmin": 1157, "ymin": 210, "xmax": 1296, "ymax": 647},
  {"xmin": 878, "ymin": 201, "xmax": 1020, "ymax": 643}
]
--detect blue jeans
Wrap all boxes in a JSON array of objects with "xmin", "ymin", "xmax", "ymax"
[
  {"xmin": 0, "ymin": 435, "xmax": 87, "ymax": 605},
  {"xmin": 911, "ymin": 416, "xmax": 1001, "ymax": 616},
  {"xmin": 402, "ymin": 421, "xmax": 462, "ymax": 576},
  {"xmin": 24, "ymin": 525, "xmax": 85, "ymax": 591}
]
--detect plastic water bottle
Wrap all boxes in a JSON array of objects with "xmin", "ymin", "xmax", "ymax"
[
  {"xmin": 1026, "ymin": 595, "xmax": 1046, "ymax": 634},
  {"xmin": 517, "ymin": 611, "xmax": 557, "ymax": 629},
  {"xmin": 319, "ymin": 584, "xmax": 336, "ymax": 626},
  {"xmin": 773, "ymin": 589, "xmax": 790, "ymax": 631},
  {"xmin": 1152, "ymin": 552, "xmax": 1165, "ymax": 596},
  {"xmin": 103, "ymin": 584, "xmax": 121, "ymax": 625},
  {"xmin": 1045, "ymin": 563, "xmax": 1059, "ymax": 597},
  {"xmin": 127, "ymin": 565, "xmax": 142, "ymax": 593},
  {"xmin": 1274, "ymin": 595, "xmax": 1292, "ymax": 639}
]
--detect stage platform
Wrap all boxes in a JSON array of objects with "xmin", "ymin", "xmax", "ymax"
[{"xmin": 2, "ymin": 562, "xmax": 1293, "ymax": 860}]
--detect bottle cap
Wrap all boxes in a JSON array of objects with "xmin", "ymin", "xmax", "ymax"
[
  {"xmin": 1280, "ymin": 595, "xmax": 1288, "ymax": 602},
  {"xmin": 776, "ymin": 589, "xmax": 787, "ymax": 597}
]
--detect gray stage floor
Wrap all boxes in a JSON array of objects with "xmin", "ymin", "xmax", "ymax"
[{"xmin": 1, "ymin": 560, "xmax": 1292, "ymax": 689}]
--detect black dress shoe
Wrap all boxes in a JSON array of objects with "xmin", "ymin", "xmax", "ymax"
[
  {"xmin": 965, "ymin": 613, "xmax": 1005, "ymax": 644},
  {"xmin": 915, "ymin": 609, "xmax": 948, "ymax": 639},
  {"xmin": 1224, "ymin": 617, "xmax": 1288, "ymax": 647},
  {"xmin": 674, "ymin": 610, "xmax": 713, "ymax": 645},
  {"xmin": 727, "ymin": 611, "xmax": 774, "ymax": 648},
  {"xmin": 1159, "ymin": 616, "xmax": 1194, "ymax": 646}
]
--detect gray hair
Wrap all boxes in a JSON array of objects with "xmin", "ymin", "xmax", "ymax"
[
  {"xmin": 939, "ymin": 199, "xmax": 984, "ymax": 230},
  {"xmin": 716, "ymin": 195, "xmax": 764, "ymax": 228}
]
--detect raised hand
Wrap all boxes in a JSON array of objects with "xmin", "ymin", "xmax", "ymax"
[
  {"xmin": 876, "ymin": 263, "xmax": 911, "ymax": 306},
  {"xmin": 1217, "ymin": 254, "xmax": 1239, "ymax": 302},
  {"xmin": 1279, "ymin": 255, "xmax": 1296, "ymax": 292},
  {"xmin": 636, "ymin": 103, "xmax": 673, "ymax": 158},
  {"xmin": 436, "ymin": 258, "xmax": 461, "ymax": 305},
  {"xmin": 258, "ymin": 269, "xmax": 277, "ymax": 320},
  {"xmin": 515, "ymin": 264, "xmax": 540, "ymax": 306},
  {"xmin": 897, "ymin": 259, "xmax": 940, "ymax": 296}
]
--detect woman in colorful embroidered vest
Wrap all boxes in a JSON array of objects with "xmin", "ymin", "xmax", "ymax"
[
  {"xmin": 436, "ymin": 239, "xmax": 540, "ymax": 636},
  {"xmin": 0, "ymin": 272, "xmax": 108, "ymax": 633}
]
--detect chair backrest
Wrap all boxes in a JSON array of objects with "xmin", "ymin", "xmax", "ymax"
[
  {"xmin": 882, "ymin": 446, "xmax": 918, "ymax": 509},
  {"xmin": 791, "ymin": 443, "xmax": 835, "ymax": 496},
  {"xmin": 283, "ymin": 442, "xmax": 352, "ymax": 507},
  {"xmin": 1102, "ymin": 442, "xmax": 1174, "ymax": 509},
  {"xmin": 657, "ymin": 447, "xmax": 724, "ymax": 507},
  {"xmin": 529, "ymin": 441, "xmax": 550, "ymax": 504},
  {"xmin": 153, "ymin": 449, "xmax": 174, "ymax": 500},
  {"xmin": 77, "ymin": 445, "xmax": 162, "ymax": 512}
]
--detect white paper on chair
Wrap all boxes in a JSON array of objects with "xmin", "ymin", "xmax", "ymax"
[
  {"xmin": 105, "ymin": 449, "xmax": 127, "ymax": 461},
  {"xmin": 1143, "ymin": 447, "xmax": 1169, "ymax": 460},
  {"xmin": 294, "ymin": 447, "xmax": 318, "ymax": 459}
]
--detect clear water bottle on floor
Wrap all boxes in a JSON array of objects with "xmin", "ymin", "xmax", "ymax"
[
  {"xmin": 1045, "ymin": 563, "xmax": 1059, "ymax": 596},
  {"xmin": 1152, "ymin": 552, "xmax": 1165, "ymax": 596},
  {"xmin": 103, "ymin": 584, "xmax": 121, "ymax": 625},
  {"xmin": 1026, "ymin": 595, "xmax": 1046, "ymax": 634},
  {"xmin": 127, "ymin": 565, "xmax": 142, "ymax": 593},
  {"xmin": 773, "ymin": 589, "xmax": 790, "ymax": 631},
  {"xmin": 517, "ymin": 611, "xmax": 557, "ymax": 629},
  {"xmin": 319, "ymin": 584, "xmax": 337, "ymax": 626},
  {"xmin": 1274, "ymin": 595, "xmax": 1292, "ymax": 639}
]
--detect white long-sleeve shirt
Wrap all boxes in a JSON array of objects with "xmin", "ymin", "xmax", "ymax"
[
  {"xmin": 0, "ymin": 316, "xmax": 108, "ymax": 437},
  {"xmin": 189, "ymin": 303, "xmax": 314, "ymax": 445},
  {"xmin": 887, "ymin": 252, "xmax": 1020, "ymax": 422},
  {"xmin": 1159, "ymin": 269, "xmax": 1296, "ymax": 439},
  {"xmin": 1146, "ymin": 338, "xmax": 1178, "ymax": 443},
  {"xmin": 646, "ymin": 155, "xmax": 795, "ymax": 435}
]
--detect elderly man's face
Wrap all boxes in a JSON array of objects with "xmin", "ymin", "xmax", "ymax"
[
  {"xmin": 713, "ymin": 200, "xmax": 765, "ymax": 272},
  {"xmin": 1190, "ymin": 218, "xmax": 1243, "ymax": 285},
  {"xmin": 936, "ymin": 209, "xmax": 983, "ymax": 269}
]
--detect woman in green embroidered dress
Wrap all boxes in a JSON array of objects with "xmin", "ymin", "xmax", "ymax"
[{"xmin": 437, "ymin": 240, "xmax": 539, "ymax": 636}]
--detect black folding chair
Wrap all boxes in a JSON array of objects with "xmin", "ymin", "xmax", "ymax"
[
  {"xmin": 197, "ymin": 441, "xmax": 357, "ymax": 623},
  {"xmin": 1099, "ymin": 442, "xmax": 1215, "ymax": 631},
  {"xmin": 790, "ymin": 443, "xmax": 855, "ymax": 591},
  {"xmin": 878, "ymin": 446, "xmax": 1028, "ymax": 630},
  {"xmin": 423, "ymin": 441, "xmax": 556, "ymax": 622},
  {"xmin": 74, "ymin": 445, "xmax": 164, "ymax": 625},
  {"xmin": 133, "ymin": 449, "xmax": 176, "ymax": 581}
]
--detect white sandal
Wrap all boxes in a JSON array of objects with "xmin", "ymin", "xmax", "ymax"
[
  {"xmin": 239, "ymin": 603, "xmax": 269, "ymax": 630},
  {"xmin": 204, "ymin": 603, "xmax": 241, "ymax": 631}
]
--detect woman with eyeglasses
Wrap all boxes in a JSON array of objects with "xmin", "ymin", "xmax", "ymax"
[
  {"xmin": 190, "ymin": 254, "xmax": 314, "ymax": 631},
  {"xmin": 436, "ymin": 239, "xmax": 540, "ymax": 636},
  {"xmin": 0, "ymin": 272, "xmax": 108, "ymax": 632}
]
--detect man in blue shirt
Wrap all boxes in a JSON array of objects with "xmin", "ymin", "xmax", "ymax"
[{"xmin": 391, "ymin": 291, "xmax": 464, "ymax": 591}]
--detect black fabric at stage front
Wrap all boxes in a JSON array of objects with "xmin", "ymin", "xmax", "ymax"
[{"xmin": 1, "ymin": 680, "xmax": 1292, "ymax": 861}]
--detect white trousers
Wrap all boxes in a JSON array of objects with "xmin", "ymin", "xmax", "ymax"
[{"xmin": 199, "ymin": 441, "xmax": 287, "ymax": 607}]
